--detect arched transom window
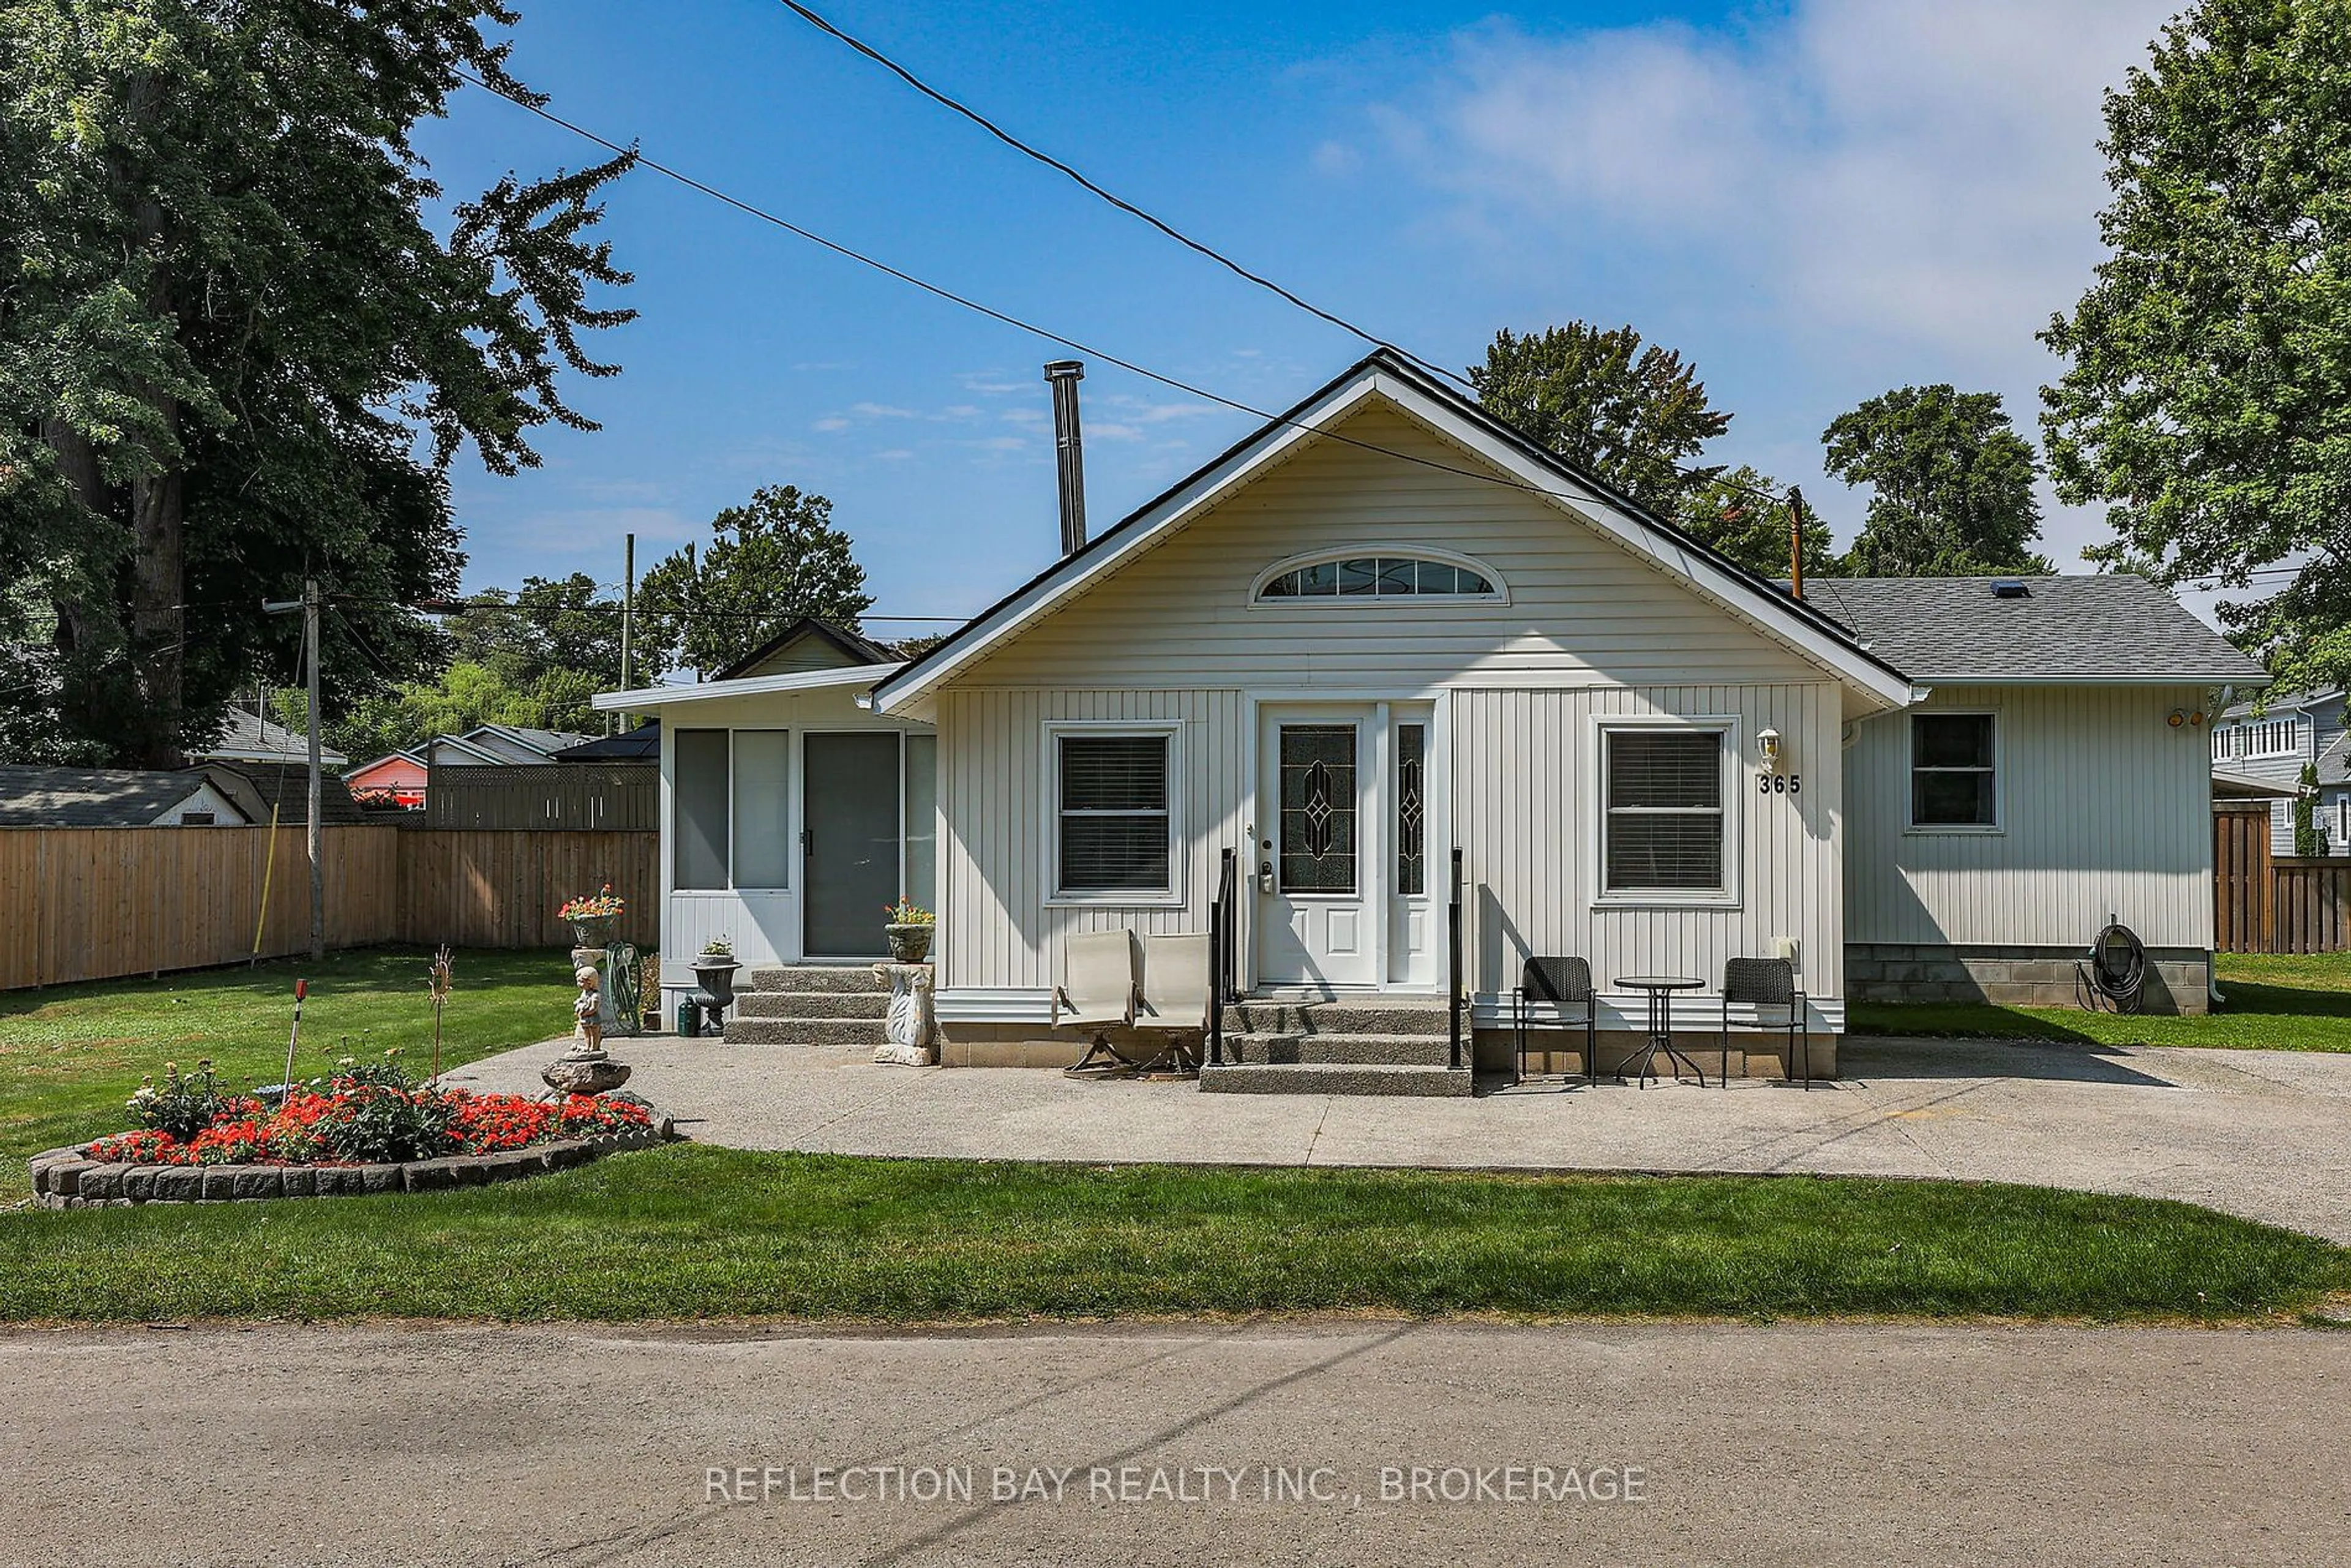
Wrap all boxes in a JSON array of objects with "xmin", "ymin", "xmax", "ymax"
[{"xmin": 1254, "ymin": 551, "xmax": 1502, "ymax": 602}]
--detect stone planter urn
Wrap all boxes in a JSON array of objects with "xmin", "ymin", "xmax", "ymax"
[
  {"xmin": 885, "ymin": 923, "xmax": 934, "ymax": 964},
  {"xmin": 690, "ymin": 955, "xmax": 741, "ymax": 1032},
  {"xmin": 571, "ymin": 915, "xmax": 619, "ymax": 948}
]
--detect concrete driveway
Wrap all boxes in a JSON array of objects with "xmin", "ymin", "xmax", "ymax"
[
  {"xmin": 5, "ymin": 1319, "xmax": 2349, "ymax": 1567},
  {"xmin": 446, "ymin": 1035, "xmax": 2351, "ymax": 1242}
]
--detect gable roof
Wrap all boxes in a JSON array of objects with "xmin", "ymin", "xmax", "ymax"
[
  {"xmin": 212, "ymin": 762, "xmax": 367, "ymax": 825},
  {"xmin": 713, "ymin": 618, "xmax": 899, "ymax": 681},
  {"xmin": 0, "ymin": 765, "xmax": 252, "ymax": 827},
  {"xmin": 872, "ymin": 350, "xmax": 1914, "ymax": 715},
  {"xmin": 552, "ymin": 721, "xmax": 660, "ymax": 760},
  {"xmin": 190, "ymin": 706, "xmax": 350, "ymax": 768},
  {"xmin": 1801, "ymin": 577, "xmax": 2269, "ymax": 685},
  {"xmin": 470, "ymin": 724, "xmax": 594, "ymax": 757}
]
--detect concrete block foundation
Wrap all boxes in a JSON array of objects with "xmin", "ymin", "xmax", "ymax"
[{"xmin": 1844, "ymin": 943, "xmax": 2209, "ymax": 1015}]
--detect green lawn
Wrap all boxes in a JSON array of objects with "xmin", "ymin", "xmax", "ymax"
[
  {"xmin": 1850, "ymin": 952, "xmax": 2351, "ymax": 1051},
  {"xmin": 2, "ymin": 1146, "xmax": 2342, "ymax": 1324},
  {"xmin": 0, "ymin": 947, "xmax": 573, "ymax": 1192}
]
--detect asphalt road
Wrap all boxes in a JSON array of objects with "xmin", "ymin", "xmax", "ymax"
[{"xmin": 4, "ymin": 1319, "xmax": 2347, "ymax": 1567}]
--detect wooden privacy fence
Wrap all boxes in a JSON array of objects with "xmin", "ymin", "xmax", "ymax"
[
  {"xmin": 2213, "ymin": 803, "xmax": 2351, "ymax": 953},
  {"xmin": 422, "ymin": 763, "xmax": 656, "ymax": 830},
  {"xmin": 394, "ymin": 830, "xmax": 658, "ymax": 950},
  {"xmin": 0, "ymin": 826, "xmax": 658, "ymax": 990}
]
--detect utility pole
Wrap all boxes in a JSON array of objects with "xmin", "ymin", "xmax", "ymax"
[
  {"xmin": 304, "ymin": 578, "xmax": 323, "ymax": 959},
  {"xmin": 262, "ymin": 582, "xmax": 328, "ymax": 959},
  {"xmin": 616, "ymin": 531, "xmax": 635, "ymax": 734},
  {"xmin": 683, "ymin": 539, "xmax": 698, "ymax": 682},
  {"xmin": 1787, "ymin": 486, "xmax": 1808, "ymax": 601}
]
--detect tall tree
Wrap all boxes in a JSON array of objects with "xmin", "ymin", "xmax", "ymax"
[
  {"xmin": 1469, "ymin": 323, "xmax": 1731, "ymax": 516},
  {"xmin": 2040, "ymin": 0, "xmax": 2351, "ymax": 689},
  {"xmin": 0, "ymin": 2, "xmax": 634, "ymax": 764},
  {"xmin": 1675, "ymin": 465, "xmax": 1838, "ymax": 583},
  {"xmin": 1824, "ymin": 386, "xmax": 2054, "ymax": 576},
  {"xmin": 638, "ymin": 486, "xmax": 875, "ymax": 676}
]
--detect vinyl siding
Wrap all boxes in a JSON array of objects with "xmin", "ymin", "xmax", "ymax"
[
  {"xmin": 1452, "ymin": 683, "xmax": 1842, "ymax": 1000},
  {"xmin": 1846, "ymin": 684, "xmax": 2213, "ymax": 948},
  {"xmin": 953, "ymin": 404, "xmax": 1825, "ymax": 691},
  {"xmin": 937, "ymin": 687, "xmax": 1247, "ymax": 991}
]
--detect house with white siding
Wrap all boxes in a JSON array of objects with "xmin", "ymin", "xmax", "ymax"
[{"xmin": 599, "ymin": 350, "xmax": 2264, "ymax": 1089}]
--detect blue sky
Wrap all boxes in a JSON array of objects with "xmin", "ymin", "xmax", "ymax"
[{"xmin": 419, "ymin": 0, "xmax": 2184, "ymax": 629}]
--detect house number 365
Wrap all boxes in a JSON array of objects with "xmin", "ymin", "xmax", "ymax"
[{"xmin": 1757, "ymin": 774, "xmax": 1802, "ymax": 795}]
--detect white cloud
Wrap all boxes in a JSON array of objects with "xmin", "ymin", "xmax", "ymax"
[
  {"xmin": 872, "ymin": 448, "xmax": 915, "ymax": 462},
  {"xmin": 812, "ymin": 416, "xmax": 852, "ymax": 432},
  {"xmin": 1390, "ymin": 0, "xmax": 2170, "ymax": 363},
  {"xmin": 850, "ymin": 401, "xmax": 918, "ymax": 419}
]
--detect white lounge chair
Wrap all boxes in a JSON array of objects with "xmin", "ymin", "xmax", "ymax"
[
  {"xmin": 1056, "ymin": 929, "xmax": 1138, "ymax": 1076},
  {"xmin": 1133, "ymin": 932, "xmax": 1212, "ymax": 1079}
]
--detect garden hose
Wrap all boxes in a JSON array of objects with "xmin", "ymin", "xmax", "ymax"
[{"xmin": 2075, "ymin": 922, "xmax": 2148, "ymax": 1013}]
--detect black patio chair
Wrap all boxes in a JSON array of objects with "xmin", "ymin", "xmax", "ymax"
[
  {"xmin": 1513, "ymin": 956, "xmax": 1597, "ymax": 1087},
  {"xmin": 1719, "ymin": 957, "xmax": 1809, "ymax": 1089}
]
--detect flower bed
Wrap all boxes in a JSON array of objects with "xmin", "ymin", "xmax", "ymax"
[{"xmin": 27, "ymin": 1055, "xmax": 669, "ymax": 1209}]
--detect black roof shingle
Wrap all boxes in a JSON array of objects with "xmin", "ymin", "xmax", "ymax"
[{"xmin": 1799, "ymin": 576, "xmax": 2267, "ymax": 683}]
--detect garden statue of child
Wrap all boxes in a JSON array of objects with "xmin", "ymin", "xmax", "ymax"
[{"xmin": 572, "ymin": 965, "xmax": 605, "ymax": 1054}]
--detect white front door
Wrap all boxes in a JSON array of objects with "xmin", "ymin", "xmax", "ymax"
[{"xmin": 1256, "ymin": 707, "xmax": 1380, "ymax": 989}]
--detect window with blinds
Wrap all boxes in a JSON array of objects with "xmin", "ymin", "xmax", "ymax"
[
  {"xmin": 1602, "ymin": 727, "xmax": 1725, "ymax": 894},
  {"xmin": 1057, "ymin": 732, "xmax": 1173, "ymax": 896},
  {"xmin": 1911, "ymin": 713, "xmax": 1997, "ymax": 827}
]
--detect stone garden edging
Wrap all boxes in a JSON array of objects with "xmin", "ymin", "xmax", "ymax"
[{"xmin": 26, "ymin": 1115, "xmax": 675, "ymax": 1210}]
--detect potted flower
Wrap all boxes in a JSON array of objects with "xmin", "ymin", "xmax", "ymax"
[
  {"xmin": 883, "ymin": 897, "xmax": 935, "ymax": 964},
  {"xmin": 559, "ymin": 883, "xmax": 625, "ymax": 948},
  {"xmin": 689, "ymin": 936, "xmax": 740, "ymax": 1027}
]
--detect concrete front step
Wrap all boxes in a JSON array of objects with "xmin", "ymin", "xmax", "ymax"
[
  {"xmin": 744, "ymin": 965, "xmax": 888, "ymax": 994},
  {"xmin": 722, "ymin": 1017, "xmax": 890, "ymax": 1047},
  {"xmin": 735, "ymin": 990, "xmax": 892, "ymax": 1020},
  {"xmin": 1222, "ymin": 1002, "xmax": 1452, "ymax": 1037},
  {"xmin": 1198, "ymin": 1062, "xmax": 1472, "ymax": 1097},
  {"xmin": 1220, "ymin": 1033, "xmax": 1457, "ymax": 1067}
]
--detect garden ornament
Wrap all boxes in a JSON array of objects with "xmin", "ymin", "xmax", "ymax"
[{"xmin": 572, "ymin": 966, "xmax": 605, "ymax": 1054}]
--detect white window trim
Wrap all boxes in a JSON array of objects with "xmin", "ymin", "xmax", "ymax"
[
  {"xmin": 1043, "ymin": 719, "xmax": 1186, "ymax": 908},
  {"xmin": 1248, "ymin": 546, "xmax": 1509, "ymax": 609},
  {"xmin": 1589, "ymin": 713, "xmax": 1742, "ymax": 910},
  {"xmin": 1906, "ymin": 709, "xmax": 2003, "ymax": 835}
]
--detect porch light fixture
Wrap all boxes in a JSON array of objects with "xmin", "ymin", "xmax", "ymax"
[{"xmin": 1757, "ymin": 728, "xmax": 1784, "ymax": 775}]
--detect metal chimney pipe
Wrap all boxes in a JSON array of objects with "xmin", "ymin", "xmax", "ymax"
[{"xmin": 1044, "ymin": 359, "xmax": 1087, "ymax": 555}]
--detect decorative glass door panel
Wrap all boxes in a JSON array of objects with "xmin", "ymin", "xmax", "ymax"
[
  {"xmin": 1278, "ymin": 725, "xmax": 1357, "ymax": 895},
  {"xmin": 1256, "ymin": 710, "xmax": 1375, "ymax": 989},
  {"xmin": 1387, "ymin": 712, "xmax": 1436, "ymax": 986}
]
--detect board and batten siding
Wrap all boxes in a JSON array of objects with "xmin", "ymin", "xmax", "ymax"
[
  {"xmin": 936, "ymin": 680, "xmax": 1844, "ymax": 1003},
  {"xmin": 937, "ymin": 687, "xmax": 1246, "ymax": 992},
  {"xmin": 929, "ymin": 401, "xmax": 1871, "ymax": 1011},
  {"xmin": 1844, "ymin": 684, "xmax": 2213, "ymax": 949},
  {"xmin": 953, "ymin": 405, "xmax": 1831, "ymax": 694},
  {"xmin": 1451, "ymin": 682, "xmax": 1842, "ymax": 1003}
]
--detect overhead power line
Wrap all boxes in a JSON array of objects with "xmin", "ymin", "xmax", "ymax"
[
  {"xmin": 766, "ymin": 0, "xmax": 1477, "ymax": 394},
  {"xmin": 452, "ymin": 71, "xmax": 1797, "ymax": 531}
]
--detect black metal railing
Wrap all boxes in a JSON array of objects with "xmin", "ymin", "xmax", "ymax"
[
  {"xmin": 1447, "ymin": 847, "xmax": 1464, "ymax": 1071},
  {"xmin": 1207, "ymin": 847, "xmax": 1237, "ymax": 1066}
]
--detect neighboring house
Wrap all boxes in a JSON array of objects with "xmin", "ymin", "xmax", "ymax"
[
  {"xmin": 419, "ymin": 724, "xmax": 593, "ymax": 768},
  {"xmin": 344, "ymin": 750, "xmax": 429, "ymax": 810},
  {"xmin": 189, "ymin": 704, "xmax": 350, "ymax": 770},
  {"xmin": 186, "ymin": 703, "xmax": 364, "ymax": 823},
  {"xmin": 552, "ymin": 721, "xmax": 661, "ymax": 762},
  {"xmin": 598, "ymin": 350, "xmax": 2265, "ymax": 1079},
  {"xmin": 2209, "ymin": 689, "xmax": 2349, "ymax": 855},
  {"xmin": 0, "ymin": 765, "xmax": 261, "ymax": 827}
]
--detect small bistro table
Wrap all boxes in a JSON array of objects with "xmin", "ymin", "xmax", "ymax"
[{"xmin": 1610, "ymin": 976, "xmax": 1707, "ymax": 1089}]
